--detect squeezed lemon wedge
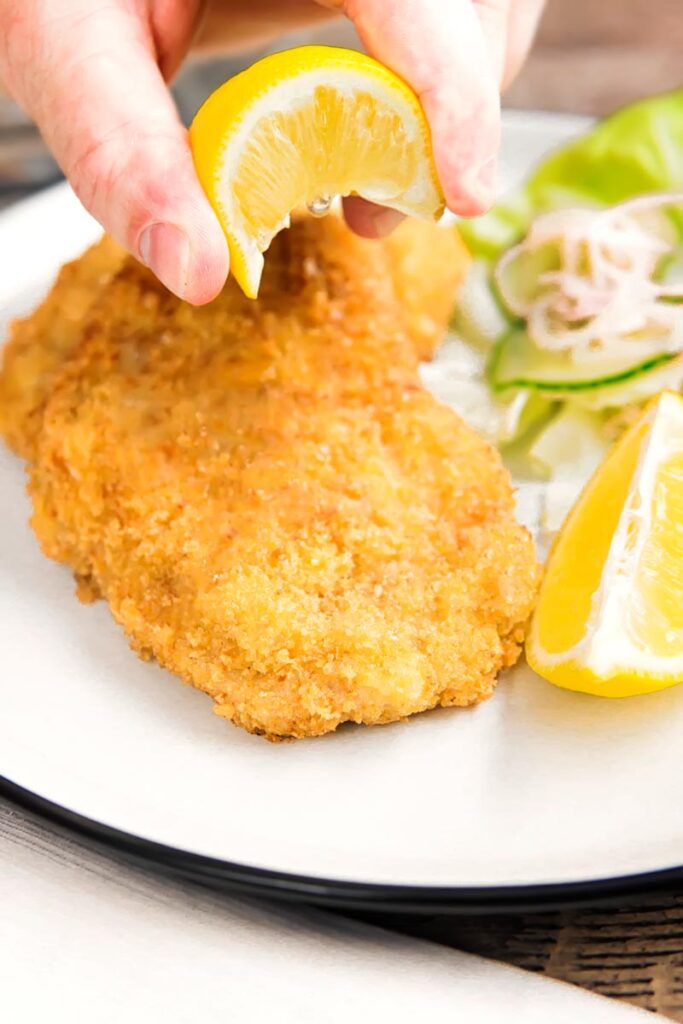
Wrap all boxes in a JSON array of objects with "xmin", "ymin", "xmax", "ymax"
[
  {"xmin": 527, "ymin": 391, "xmax": 683, "ymax": 697},
  {"xmin": 189, "ymin": 45, "xmax": 444, "ymax": 298}
]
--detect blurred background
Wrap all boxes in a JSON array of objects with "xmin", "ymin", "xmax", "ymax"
[
  {"xmin": 1, "ymin": 0, "xmax": 682, "ymax": 204},
  {"xmin": 505, "ymin": 0, "xmax": 683, "ymax": 112}
]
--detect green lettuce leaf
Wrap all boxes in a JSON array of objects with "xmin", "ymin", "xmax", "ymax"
[{"xmin": 459, "ymin": 90, "xmax": 683, "ymax": 260}]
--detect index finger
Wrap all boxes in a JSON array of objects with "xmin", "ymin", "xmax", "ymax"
[{"xmin": 337, "ymin": 0, "xmax": 501, "ymax": 216}]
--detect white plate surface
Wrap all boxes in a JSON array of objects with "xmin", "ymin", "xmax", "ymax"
[{"xmin": 3, "ymin": 111, "xmax": 683, "ymax": 893}]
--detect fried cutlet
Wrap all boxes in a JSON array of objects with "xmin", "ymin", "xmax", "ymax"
[
  {"xmin": 1, "ymin": 216, "xmax": 538, "ymax": 738},
  {"xmin": 0, "ymin": 218, "xmax": 466, "ymax": 460},
  {"xmin": 0, "ymin": 235, "xmax": 125, "ymax": 459}
]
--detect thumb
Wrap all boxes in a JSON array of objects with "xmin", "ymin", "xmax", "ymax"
[{"xmin": 1, "ymin": 1, "xmax": 228, "ymax": 304}]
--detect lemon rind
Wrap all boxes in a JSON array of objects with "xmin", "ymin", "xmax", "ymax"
[
  {"xmin": 527, "ymin": 391, "xmax": 683, "ymax": 692},
  {"xmin": 190, "ymin": 46, "xmax": 444, "ymax": 298}
]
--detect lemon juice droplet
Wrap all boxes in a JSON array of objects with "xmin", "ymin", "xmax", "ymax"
[{"xmin": 307, "ymin": 196, "xmax": 332, "ymax": 217}]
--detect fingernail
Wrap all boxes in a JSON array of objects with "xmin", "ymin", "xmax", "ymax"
[
  {"xmin": 138, "ymin": 223, "xmax": 190, "ymax": 298},
  {"xmin": 461, "ymin": 155, "xmax": 498, "ymax": 212},
  {"xmin": 369, "ymin": 206, "xmax": 405, "ymax": 237}
]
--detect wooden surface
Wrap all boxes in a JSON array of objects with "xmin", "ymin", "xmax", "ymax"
[
  {"xmin": 363, "ymin": 896, "xmax": 683, "ymax": 1020},
  {"xmin": 506, "ymin": 0, "xmax": 683, "ymax": 116}
]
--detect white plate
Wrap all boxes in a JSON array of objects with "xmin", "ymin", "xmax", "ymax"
[{"xmin": 3, "ymin": 111, "xmax": 683, "ymax": 907}]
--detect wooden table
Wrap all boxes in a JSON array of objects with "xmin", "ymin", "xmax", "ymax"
[
  {"xmin": 362, "ymin": 893, "xmax": 683, "ymax": 1019},
  {"xmin": 3, "ymin": 0, "xmax": 683, "ymax": 1017}
]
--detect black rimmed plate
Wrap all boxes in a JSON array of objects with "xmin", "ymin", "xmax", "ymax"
[{"xmin": 4, "ymin": 112, "xmax": 683, "ymax": 913}]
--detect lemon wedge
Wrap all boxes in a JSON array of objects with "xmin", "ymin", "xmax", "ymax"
[
  {"xmin": 527, "ymin": 390, "xmax": 683, "ymax": 697},
  {"xmin": 190, "ymin": 45, "xmax": 444, "ymax": 298}
]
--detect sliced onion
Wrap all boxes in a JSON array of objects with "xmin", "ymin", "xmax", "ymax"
[{"xmin": 494, "ymin": 191, "xmax": 683, "ymax": 360}]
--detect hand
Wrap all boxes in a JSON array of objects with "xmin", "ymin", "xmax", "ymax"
[
  {"xmin": 323, "ymin": 0, "xmax": 545, "ymax": 237},
  {"xmin": 0, "ymin": 1, "xmax": 545, "ymax": 304}
]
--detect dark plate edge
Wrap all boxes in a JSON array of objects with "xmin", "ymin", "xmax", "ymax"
[{"xmin": 3, "ymin": 775, "xmax": 683, "ymax": 914}]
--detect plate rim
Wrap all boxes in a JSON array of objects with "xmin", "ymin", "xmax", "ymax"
[{"xmin": 4, "ymin": 775, "xmax": 683, "ymax": 913}]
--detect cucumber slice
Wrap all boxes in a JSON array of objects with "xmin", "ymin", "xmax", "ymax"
[
  {"xmin": 526, "ymin": 407, "xmax": 614, "ymax": 534},
  {"xmin": 490, "ymin": 327, "xmax": 675, "ymax": 393},
  {"xmin": 420, "ymin": 371, "xmax": 552, "ymax": 448},
  {"xmin": 450, "ymin": 259, "xmax": 510, "ymax": 350},
  {"xmin": 528, "ymin": 405, "xmax": 612, "ymax": 483},
  {"xmin": 658, "ymin": 249, "xmax": 683, "ymax": 289},
  {"xmin": 494, "ymin": 241, "xmax": 560, "ymax": 318},
  {"xmin": 498, "ymin": 389, "xmax": 555, "ymax": 445},
  {"xmin": 559, "ymin": 354, "xmax": 683, "ymax": 410}
]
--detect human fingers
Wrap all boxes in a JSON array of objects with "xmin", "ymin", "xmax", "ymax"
[
  {"xmin": 0, "ymin": 0, "xmax": 228, "ymax": 304},
  {"xmin": 322, "ymin": 0, "xmax": 501, "ymax": 216}
]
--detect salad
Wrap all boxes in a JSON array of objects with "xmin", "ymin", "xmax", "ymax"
[{"xmin": 437, "ymin": 90, "xmax": 683, "ymax": 483}]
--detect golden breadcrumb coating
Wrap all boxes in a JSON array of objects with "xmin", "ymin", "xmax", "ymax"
[
  {"xmin": 0, "ymin": 235, "xmax": 125, "ymax": 459},
  {"xmin": 0, "ymin": 218, "xmax": 467, "ymax": 459},
  {"xmin": 2, "ymin": 215, "xmax": 538, "ymax": 738}
]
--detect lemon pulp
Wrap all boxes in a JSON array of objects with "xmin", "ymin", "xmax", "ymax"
[
  {"xmin": 527, "ymin": 391, "xmax": 683, "ymax": 697},
  {"xmin": 190, "ymin": 46, "xmax": 444, "ymax": 297},
  {"xmin": 631, "ymin": 452, "xmax": 683, "ymax": 656}
]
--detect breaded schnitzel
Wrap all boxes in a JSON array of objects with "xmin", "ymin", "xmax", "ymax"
[
  {"xmin": 0, "ymin": 235, "xmax": 125, "ymax": 460},
  {"xmin": 1, "ymin": 216, "xmax": 538, "ymax": 738},
  {"xmin": 0, "ymin": 217, "xmax": 459, "ymax": 459}
]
